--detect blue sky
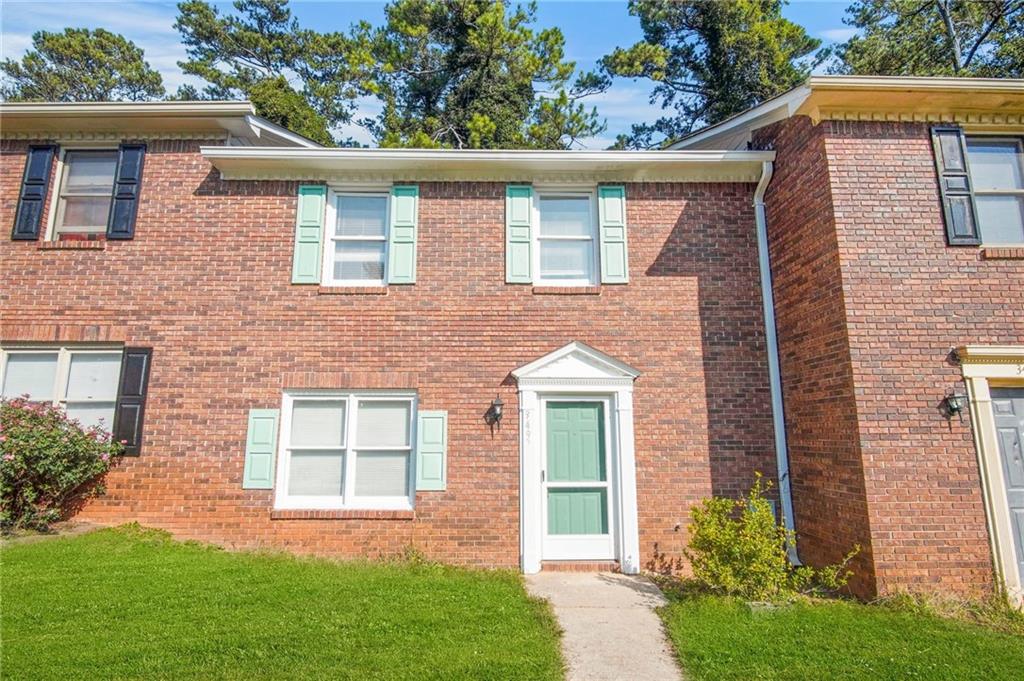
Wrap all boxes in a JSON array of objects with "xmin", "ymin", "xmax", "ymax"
[{"xmin": 1, "ymin": 1, "xmax": 855, "ymax": 146}]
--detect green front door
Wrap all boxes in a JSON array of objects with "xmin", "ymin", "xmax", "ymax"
[{"xmin": 543, "ymin": 401, "xmax": 613, "ymax": 559}]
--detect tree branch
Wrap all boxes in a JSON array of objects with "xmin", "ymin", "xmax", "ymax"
[
  {"xmin": 963, "ymin": 1, "xmax": 1021, "ymax": 68},
  {"xmin": 933, "ymin": 0, "xmax": 963, "ymax": 72}
]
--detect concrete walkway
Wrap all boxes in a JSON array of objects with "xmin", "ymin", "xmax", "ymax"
[{"xmin": 525, "ymin": 572, "xmax": 683, "ymax": 681}]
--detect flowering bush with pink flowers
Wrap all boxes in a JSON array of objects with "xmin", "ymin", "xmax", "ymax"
[{"xmin": 1, "ymin": 397, "xmax": 121, "ymax": 532}]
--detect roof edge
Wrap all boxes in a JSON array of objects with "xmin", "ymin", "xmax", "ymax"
[
  {"xmin": 669, "ymin": 75, "xmax": 1024, "ymax": 151},
  {"xmin": 0, "ymin": 100, "xmax": 256, "ymax": 117}
]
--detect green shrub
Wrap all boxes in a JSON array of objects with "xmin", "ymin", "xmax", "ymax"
[
  {"xmin": 684, "ymin": 473, "xmax": 858, "ymax": 601},
  {"xmin": 1, "ymin": 397, "xmax": 121, "ymax": 532}
]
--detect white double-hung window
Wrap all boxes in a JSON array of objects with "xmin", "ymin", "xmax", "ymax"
[
  {"xmin": 52, "ymin": 150, "xmax": 118, "ymax": 239},
  {"xmin": 324, "ymin": 192, "xmax": 390, "ymax": 285},
  {"xmin": 275, "ymin": 392, "xmax": 416, "ymax": 510},
  {"xmin": 535, "ymin": 191, "xmax": 599, "ymax": 285},
  {"xmin": 0, "ymin": 346, "xmax": 122, "ymax": 430},
  {"xmin": 966, "ymin": 136, "xmax": 1024, "ymax": 245}
]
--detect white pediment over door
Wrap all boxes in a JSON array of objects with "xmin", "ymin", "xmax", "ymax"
[{"xmin": 512, "ymin": 341, "xmax": 640, "ymax": 388}]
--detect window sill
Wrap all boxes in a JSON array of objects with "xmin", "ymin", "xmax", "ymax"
[
  {"xmin": 37, "ymin": 241, "xmax": 106, "ymax": 251},
  {"xmin": 270, "ymin": 509, "xmax": 415, "ymax": 521},
  {"xmin": 317, "ymin": 286, "xmax": 389, "ymax": 296},
  {"xmin": 981, "ymin": 246, "xmax": 1024, "ymax": 260},
  {"xmin": 532, "ymin": 286, "xmax": 601, "ymax": 295}
]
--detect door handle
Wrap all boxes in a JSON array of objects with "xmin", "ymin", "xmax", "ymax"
[{"xmin": 541, "ymin": 470, "xmax": 546, "ymax": 482}]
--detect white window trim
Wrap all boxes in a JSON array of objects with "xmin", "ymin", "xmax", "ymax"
[
  {"xmin": 965, "ymin": 134, "xmax": 1024, "ymax": 247},
  {"xmin": 273, "ymin": 390, "xmax": 417, "ymax": 511},
  {"xmin": 0, "ymin": 345, "xmax": 123, "ymax": 429},
  {"xmin": 321, "ymin": 188, "xmax": 391, "ymax": 287},
  {"xmin": 532, "ymin": 187, "xmax": 600, "ymax": 287},
  {"xmin": 44, "ymin": 143, "xmax": 119, "ymax": 241}
]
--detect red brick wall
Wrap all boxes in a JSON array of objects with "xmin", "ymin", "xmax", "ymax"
[
  {"xmin": 1, "ymin": 139, "xmax": 776, "ymax": 570},
  {"xmin": 824, "ymin": 120, "xmax": 1014, "ymax": 596},
  {"xmin": 754, "ymin": 118, "xmax": 877, "ymax": 596},
  {"xmin": 758, "ymin": 117, "xmax": 1022, "ymax": 597}
]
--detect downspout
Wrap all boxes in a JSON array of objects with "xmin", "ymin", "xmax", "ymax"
[{"xmin": 753, "ymin": 159, "xmax": 801, "ymax": 564}]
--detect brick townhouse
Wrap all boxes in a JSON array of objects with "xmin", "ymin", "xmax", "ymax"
[{"xmin": 1, "ymin": 77, "xmax": 1022, "ymax": 601}]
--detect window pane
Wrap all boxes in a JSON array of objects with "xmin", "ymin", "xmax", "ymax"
[
  {"xmin": 66, "ymin": 352, "xmax": 122, "ymax": 400},
  {"xmin": 60, "ymin": 196, "xmax": 111, "ymax": 229},
  {"xmin": 337, "ymin": 195, "xmax": 388, "ymax": 237},
  {"xmin": 539, "ymin": 196, "xmax": 592, "ymax": 236},
  {"xmin": 290, "ymin": 400, "xmax": 346, "ymax": 446},
  {"xmin": 967, "ymin": 140, "xmax": 1023, "ymax": 190},
  {"xmin": 355, "ymin": 451, "xmax": 409, "ymax": 497},
  {"xmin": 287, "ymin": 450, "xmax": 344, "ymax": 496},
  {"xmin": 357, "ymin": 401, "xmax": 411, "ymax": 447},
  {"xmin": 66, "ymin": 401, "xmax": 116, "ymax": 431},
  {"xmin": 63, "ymin": 151, "xmax": 117, "ymax": 192},
  {"xmin": 540, "ymin": 240, "xmax": 594, "ymax": 280},
  {"xmin": 977, "ymin": 195, "xmax": 1024, "ymax": 244},
  {"xmin": 2, "ymin": 353, "xmax": 58, "ymax": 401},
  {"xmin": 333, "ymin": 241, "xmax": 386, "ymax": 282}
]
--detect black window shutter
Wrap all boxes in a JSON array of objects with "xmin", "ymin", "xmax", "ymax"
[
  {"xmin": 11, "ymin": 144, "xmax": 57, "ymax": 241},
  {"xmin": 930, "ymin": 126, "xmax": 981, "ymax": 246},
  {"xmin": 106, "ymin": 143, "xmax": 146, "ymax": 240},
  {"xmin": 113, "ymin": 347, "xmax": 152, "ymax": 456}
]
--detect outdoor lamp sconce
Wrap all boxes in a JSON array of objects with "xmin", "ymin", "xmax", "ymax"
[
  {"xmin": 943, "ymin": 392, "xmax": 969, "ymax": 422},
  {"xmin": 485, "ymin": 395, "xmax": 504, "ymax": 426}
]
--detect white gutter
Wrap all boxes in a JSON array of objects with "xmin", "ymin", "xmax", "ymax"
[
  {"xmin": 201, "ymin": 147, "xmax": 775, "ymax": 183},
  {"xmin": 753, "ymin": 160, "xmax": 800, "ymax": 564},
  {"xmin": 0, "ymin": 100, "xmax": 256, "ymax": 117}
]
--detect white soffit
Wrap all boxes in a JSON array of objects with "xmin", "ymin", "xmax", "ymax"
[{"xmin": 200, "ymin": 147, "xmax": 776, "ymax": 183}]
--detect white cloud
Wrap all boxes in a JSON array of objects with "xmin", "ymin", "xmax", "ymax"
[
  {"xmin": 820, "ymin": 28, "xmax": 858, "ymax": 43},
  {"xmin": 588, "ymin": 83, "xmax": 662, "ymax": 122},
  {"xmin": 1, "ymin": 32, "xmax": 34, "ymax": 58},
  {"xmin": 2, "ymin": 1, "xmax": 179, "ymax": 37}
]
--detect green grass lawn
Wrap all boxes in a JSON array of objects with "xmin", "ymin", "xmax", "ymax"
[
  {"xmin": 1, "ymin": 526, "xmax": 563, "ymax": 680},
  {"xmin": 660, "ymin": 590, "xmax": 1024, "ymax": 681}
]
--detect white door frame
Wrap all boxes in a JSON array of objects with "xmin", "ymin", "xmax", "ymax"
[
  {"xmin": 540, "ymin": 395, "xmax": 617, "ymax": 561},
  {"xmin": 957, "ymin": 345, "xmax": 1024, "ymax": 603},
  {"xmin": 512, "ymin": 341, "xmax": 641, "ymax": 574}
]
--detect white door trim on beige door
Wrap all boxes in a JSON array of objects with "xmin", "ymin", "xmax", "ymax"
[{"xmin": 958, "ymin": 345, "xmax": 1024, "ymax": 603}]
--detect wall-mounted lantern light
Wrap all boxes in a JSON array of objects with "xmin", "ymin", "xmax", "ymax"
[
  {"xmin": 485, "ymin": 395, "xmax": 504, "ymax": 426},
  {"xmin": 943, "ymin": 392, "xmax": 969, "ymax": 422}
]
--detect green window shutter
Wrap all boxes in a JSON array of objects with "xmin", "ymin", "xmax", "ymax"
[
  {"xmin": 506, "ymin": 185, "xmax": 533, "ymax": 283},
  {"xmin": 416, "ymin": 410, "xmax": 447, "ymax": 491},
  {"xmin": 242, "ymin": 408, "xmax": 279, "ymax": 489},
  {"xmin": 388, "ymin": 185, "xmax": 418, "ymax": 284},
  {"xmin": 598, "ymin": 185, "xmax": 629, "ymax": 283},
  {"xmin": 291, "ymin": 185, "xmax": 326, "ymax": 284}
]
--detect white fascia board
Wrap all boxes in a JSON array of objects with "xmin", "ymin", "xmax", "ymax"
[
  {"xmin": 0, "ymin": 101, "xmax": 264, "ymax": 142},
  {"xmin": 0, "ymin": 101, "xmax": 255, "ymax": 118},
  {"xmin": 806, "ymin": 75, "xmax": 1024, "ymax": 94},
  {"xmin": 669, "ymin": 76, "xmax": 1024, "ymax": 150},
  {"xmin": 200, "ymin": 146, "xmax": 776, "ymax": 183},
  {"xmin": 667, "ymin": 85, "xmax": 811, "ymax": 150},
  {"xmin": 244, "ymin": 115, "xmax": 323, "ymax": 148}
]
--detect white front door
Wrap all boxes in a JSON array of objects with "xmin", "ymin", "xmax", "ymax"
[{"xmin": 541, "ymin": 399, "xmax": 615, "ymax": 561}]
